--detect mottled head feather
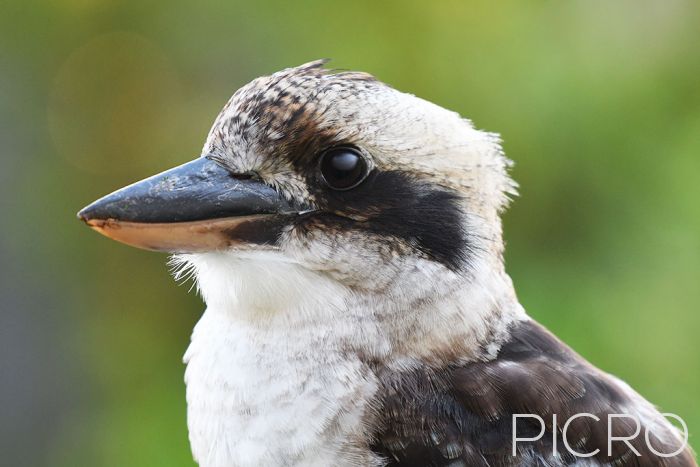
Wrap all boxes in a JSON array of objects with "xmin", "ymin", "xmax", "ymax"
[
  {"xmin": 205, "ymin": 61, "xmax": 515, "ymax": 203},
  {"xmin": 202, "ymin": 61, "xmax": 517, "ymax": 269}
]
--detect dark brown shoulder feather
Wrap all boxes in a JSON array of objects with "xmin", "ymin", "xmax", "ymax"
[{"xmin": 371, "ymin": 320, "xmax": 695, "ymax": 466}]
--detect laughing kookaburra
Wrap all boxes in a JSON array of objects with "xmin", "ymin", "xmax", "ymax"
[{"xmin": 78, "ymin": 61, "xmax": 695, "ymax": 466}]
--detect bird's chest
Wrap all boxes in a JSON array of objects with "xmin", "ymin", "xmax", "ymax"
[{"xmin": 183, "ymin": 309, "xmax": 380, "ymax": 467}]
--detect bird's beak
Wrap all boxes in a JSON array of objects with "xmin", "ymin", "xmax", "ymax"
[{"xmin": 77, "ymin": 157, "xmax": 296, "ymax": 253}]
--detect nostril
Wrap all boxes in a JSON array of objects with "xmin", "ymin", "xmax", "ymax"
[{"xmin": 229, "ymin": 171, "xmax": 258, "ymax": 180}]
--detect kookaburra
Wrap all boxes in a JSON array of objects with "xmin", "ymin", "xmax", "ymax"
[{"xmin": 79, "ymin": 61, "xmax": 695, "ymax": 466}]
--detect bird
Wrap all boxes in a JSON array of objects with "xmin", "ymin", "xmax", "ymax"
[{"xmin": 78, "ymin": 60, "xmax": 695, "ymax": 467}]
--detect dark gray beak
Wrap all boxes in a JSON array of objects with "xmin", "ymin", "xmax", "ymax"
[{"xmin": 78, "ymin": 157, "xmax": 296, "ymax": 252}]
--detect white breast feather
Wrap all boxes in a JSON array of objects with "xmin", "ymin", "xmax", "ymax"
[
  {"xmin": 177, "ymin": 251, "xmax": 524, "ymax": 467},
  {"xmin": 180, "ymin": 252, "xmax": 383, "ymax": 467}
]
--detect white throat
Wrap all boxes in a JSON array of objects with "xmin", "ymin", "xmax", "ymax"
[{"xmin": 178, "ymin": 251, "xmax": 525, "ymax": 467}]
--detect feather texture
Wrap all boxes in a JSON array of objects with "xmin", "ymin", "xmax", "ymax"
[{"xmin": 371, "ymin": 320, "xmax": 695, "ymax": 466}]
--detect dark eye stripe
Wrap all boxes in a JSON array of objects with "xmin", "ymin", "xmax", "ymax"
[{"xmin": 308, "ymin": 170, "xmax": 472, "ymax": 271}]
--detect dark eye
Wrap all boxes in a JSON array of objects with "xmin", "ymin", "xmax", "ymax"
[{"xmin": 319, "ymin": 147, "xmax": 369, "ymax": 190}]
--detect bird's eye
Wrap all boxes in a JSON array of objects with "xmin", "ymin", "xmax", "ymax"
[{"xmin": 319, "ymin": 147, "xmax": 369, "ymax": 190}]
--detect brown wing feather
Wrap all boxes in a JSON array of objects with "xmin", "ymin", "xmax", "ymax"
[{"xmin": 371, "ymin": 320, "xmax": 696, "ymax": 467}]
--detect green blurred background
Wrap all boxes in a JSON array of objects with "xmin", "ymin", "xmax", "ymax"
[{"xmin": 1, "ymin": 0, "xmax": 698, "ymax": 465}]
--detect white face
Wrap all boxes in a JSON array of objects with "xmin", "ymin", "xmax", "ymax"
[{"xmin": 187, "ymin": 61, "xmax": 515, "ymax": 293}]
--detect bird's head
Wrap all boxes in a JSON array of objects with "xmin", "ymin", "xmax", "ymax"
[{"xmin": 79, "ymin": 61, "xmax": 517, "ymax": 325}]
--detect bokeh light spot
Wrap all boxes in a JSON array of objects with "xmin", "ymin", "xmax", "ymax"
[{"xmin": 48, "ymin": 31, "xmax": 184, "ymax": 174}]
